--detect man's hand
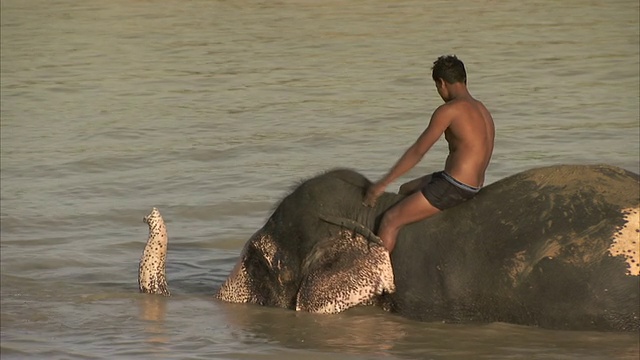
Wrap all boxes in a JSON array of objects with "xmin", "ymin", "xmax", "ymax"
[{"xmin": 363, "ymin": 182, "xmax": 386, "ymax": 207}]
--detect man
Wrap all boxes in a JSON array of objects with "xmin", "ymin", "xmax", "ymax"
[{"xmin": 363, "ymin": 55, "xmax": 495, "ymax": 253}]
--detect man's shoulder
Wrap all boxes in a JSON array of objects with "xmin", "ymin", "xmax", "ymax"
[
  {"xmin": 448, "ymin": 97, "xmax": 480, "ymax": 107},
  {"xmin": 434, "ymin": 100, "xmax": 468, "ymax": 116},
  {"xmin": 434, "ymin": 101, "xmax": 458, "ymax": 113},
  {"xmin": 441, "ymin": 98, "xmax": 488, "ymax": 115}
]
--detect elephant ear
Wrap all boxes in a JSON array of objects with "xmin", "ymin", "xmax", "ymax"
[{"xmin": 295, "ymin": 216, "xmax": 395, "ymax": 314}]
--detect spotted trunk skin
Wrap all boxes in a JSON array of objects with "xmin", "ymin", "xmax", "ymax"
[{"xmin": 139, "ymin": 207, "xmax": 170, "ymax": 296}]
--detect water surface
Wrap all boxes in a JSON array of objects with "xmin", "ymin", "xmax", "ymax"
[{"xmin": 1, "ymin": 0, "xmax": 639, "ymax": 359}]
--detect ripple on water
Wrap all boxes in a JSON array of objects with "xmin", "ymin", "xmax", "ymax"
[{"xmin": 1, "ymin": 0, "xmax": 638, "ymax": 359}]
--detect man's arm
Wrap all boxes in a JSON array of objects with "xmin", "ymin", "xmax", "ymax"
[
  {"xmin": 363, "ymin": 106, "xmax": 453, "ymax": 206},
  {"xmin": 378, "ymin": 106, "xmax": 452, "ymax": 186}
]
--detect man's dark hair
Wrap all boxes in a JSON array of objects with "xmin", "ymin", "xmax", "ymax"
[{"xmin": 432, "ymin": 55, "xmax": 467, "ymax": 84}]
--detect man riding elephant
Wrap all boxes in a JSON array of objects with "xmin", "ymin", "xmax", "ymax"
[{"xmin": 364, "ymin": 55, "xmax": 495, "ymax": 253}]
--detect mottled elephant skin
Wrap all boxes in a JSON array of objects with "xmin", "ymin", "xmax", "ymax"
[{"xmin": 214, "ymin": 164, "xmax": 639, "ymax": 331}]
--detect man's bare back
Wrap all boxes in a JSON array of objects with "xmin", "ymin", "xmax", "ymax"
[
  {"xmin": 442, "ymin": 98, "xmax": 495, "ymax": 188},
  {"xmin": 363, "ymin": 55, "xmax": 495, "ymax": 253}
]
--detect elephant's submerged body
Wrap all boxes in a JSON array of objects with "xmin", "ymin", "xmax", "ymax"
[
  {"xmin": 388, "ymin": 165, "xmax": 639, "ymax": 331},
  {"xmin": 213, "ymin": 164, "xmax": 639, "ymax": 331},
  {"xmin": 141, "ymin": 164, "xmax": 639, "ymax": 331}
]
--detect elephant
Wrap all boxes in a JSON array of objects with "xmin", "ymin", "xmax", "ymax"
[{"xmin": 140, "ymin": 164, "xmax": 639, "ymax": 331}]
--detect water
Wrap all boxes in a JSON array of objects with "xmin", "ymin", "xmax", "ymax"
[{"xmin": 1, "ymin": 0, "xmax": 638, "ymax": 358}]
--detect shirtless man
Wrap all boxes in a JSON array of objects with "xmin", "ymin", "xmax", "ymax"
[{"xmin": 364, "ymin": 55, "xmax": 495, "ymax": 253}]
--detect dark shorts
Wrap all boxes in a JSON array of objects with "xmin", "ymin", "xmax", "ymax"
[{"xmin": 420, "ymin": 171, "xmax": 481, "ymax": 211}]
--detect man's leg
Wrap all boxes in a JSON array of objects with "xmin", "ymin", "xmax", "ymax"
[
  {"xmin": 378, "ymin": 191, "xmax": 440, "ymax": 252},
  {"xmin": 398, "ymin": 174, "xmax": 433, "ymax": 195}
]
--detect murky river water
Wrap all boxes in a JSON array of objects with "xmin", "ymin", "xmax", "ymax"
[{"xmin": 1, "ymin": 0, "xmax": 639, "ymax": 359}]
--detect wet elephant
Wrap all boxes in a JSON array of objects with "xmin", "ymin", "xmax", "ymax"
[{"xmin": 212, "ymin": 164, "xmax": 639, "ymax": 331}]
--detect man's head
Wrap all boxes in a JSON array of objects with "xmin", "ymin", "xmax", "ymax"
[
  {"xmin": 432, "ymin": 55, "xmax": 467, "ymax": 101},
  {"xmin": 432, "ymin": 55, "xmax": 467, "ymax": 84}
]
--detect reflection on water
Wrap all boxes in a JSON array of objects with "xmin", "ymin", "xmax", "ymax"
[
  {"xmin": 217, "ymin": 303, "xmax": 640, "ymax": 359},
  {"xmin": 1, "ymin": 0, "xmax": 638, "ymax": 358},
  {"xmin": 138, "ymin": 296, "xmax": 169, "ymax": 346},
  {"xmin": 220, "ymin": 304, "xmax": 407, "ymax": 355}
]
